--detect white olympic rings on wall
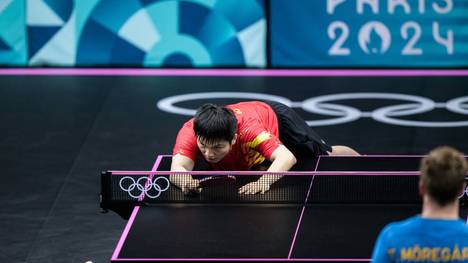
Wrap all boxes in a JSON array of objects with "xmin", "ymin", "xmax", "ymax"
[
  {"xmin": 119, "ymin": 176, "xmax": 170, "ymax": 199},
  {"xmin": 156, "ymin": 92, "xmax": 468, "ymax": 128}
]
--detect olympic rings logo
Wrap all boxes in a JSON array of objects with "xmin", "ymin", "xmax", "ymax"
[
  {"xmin": 156, "ymin": 92, "xmax": 468, "ymax": 128},
  {"xmin": 119, "ymin": 176, "xmax": 170, "ymax": 199}
]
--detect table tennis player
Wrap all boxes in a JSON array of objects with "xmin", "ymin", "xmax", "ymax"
[
  {"xmin": 169, "ymin": 101, "xmax": 359, "ymax": 195},
  {"xmin": 371, "ymin": 146, "xmax": 468, "ymax": 262}
]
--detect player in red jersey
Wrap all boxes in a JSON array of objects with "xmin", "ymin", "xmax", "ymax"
[{"xmin": 171, "ymin": 101, "xmax": 359, "ymax": 195}]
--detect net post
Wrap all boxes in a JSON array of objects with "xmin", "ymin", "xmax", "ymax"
[{"xmin": 100, "ymin": 171, "xmax": 111, "ymax": 213}]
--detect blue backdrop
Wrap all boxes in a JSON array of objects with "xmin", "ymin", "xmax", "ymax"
[{"xmin": 270, "ymin": 0, "xmax": 468, "ymax": 67}]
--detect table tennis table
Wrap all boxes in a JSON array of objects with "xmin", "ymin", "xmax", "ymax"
[{"xmin": 101, "ymin": 155, "xmax": 468, "ymax": 262}]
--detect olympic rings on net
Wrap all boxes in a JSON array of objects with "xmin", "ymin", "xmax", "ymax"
[
  {"xmin": 119, "ymin": 176, "xmax": 170, "ymax": 199},
  {"xmin": 157, "ymin": 92, "xmax": 468, "ymax": 128}
]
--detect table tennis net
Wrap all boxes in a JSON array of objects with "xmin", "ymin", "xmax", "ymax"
[{"xmin": 100, "ymin": 171, "xmax": 437, "ymax": 207}]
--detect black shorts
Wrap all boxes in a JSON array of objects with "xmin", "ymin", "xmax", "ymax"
[{"xmin": 265, "ymin": 101, "xmax": 332, "ymax": 160}]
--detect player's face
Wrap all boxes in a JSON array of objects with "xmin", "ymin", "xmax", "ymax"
[{"xmin": 197, "ymin": 136, "xmax": 236, "ymax": 163}]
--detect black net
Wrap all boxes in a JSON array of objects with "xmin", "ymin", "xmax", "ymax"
[
  {"xmin": 307, "ymin": 175, "xmax": 420, "ymax": 204},
  {"xmin": 100, "ymin": 172, "xmax": 426, "ymax": 207},
  {"xmin": 100, "ymin": 156, "xmax": 468, "ymax": 222},
  {"xmin": 101, "ymin": 173, "xmax": 312, "ymax": 205},
  {"xmin": 100, "ymin": 156, "xmax": 468, "ymax": 212}
]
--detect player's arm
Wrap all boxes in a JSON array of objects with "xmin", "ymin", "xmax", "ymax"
[
  {"xmin": 239, "ymin": 145, "xmax": 296, "ymax": 194},
  {"xmin": 258, "ymin": 145, "xmax": 296, "ymax": 185},
  {"xmin": 170, "ymin": 153, "xmax": 199, "ymax": 194}
]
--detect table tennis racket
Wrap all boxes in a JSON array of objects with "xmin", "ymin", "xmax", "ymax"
[{"xmin": 198, "ymin": 175, "xmax": 236, "ymax": 188}]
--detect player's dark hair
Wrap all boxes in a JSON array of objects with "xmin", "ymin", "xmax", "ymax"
[
  {"xmin": 193, "ymin": 103, "xmax": 237, "ymax": 145},
  {"xmin": 420, "ymin": 146, "xmax": 468, "ymax": 206}
]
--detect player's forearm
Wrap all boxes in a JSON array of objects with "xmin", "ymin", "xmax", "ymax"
[
  {"xmin": 169, "ymin": 166, "xmax": 192, "ymax": 187},
  {"xmin": 259, "ymin": 152, "xmax": 297, "ymax": 185},
  {"xmin": 268, "ymin": 152, "xmax": 297, "ymax": 171},
  {"xmin": 170, "ymin": 154, "xmax": 195, "ymax": 187}
]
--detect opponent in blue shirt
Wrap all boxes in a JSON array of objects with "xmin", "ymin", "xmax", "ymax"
[{"xmin": 372, "ymin": 146, "xmax": 468, "ymax": 262}]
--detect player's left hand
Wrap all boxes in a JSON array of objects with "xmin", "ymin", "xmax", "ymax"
[{"xmin": 238, "ymin": 181, "xmax": 270, "ymax": 195}]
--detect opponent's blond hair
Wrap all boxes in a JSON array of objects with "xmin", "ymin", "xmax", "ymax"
[{"xmin": 420, "ymin": 146, "xmax": 467, "ymax": 206}]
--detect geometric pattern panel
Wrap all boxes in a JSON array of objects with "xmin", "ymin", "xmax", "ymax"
[
  {"xmin": 2, "ymin": 0, "xmax": 266, "ymax": 67},
  {"xmin": 0, "ymin": 0, "xmax": 27, "ymax": 65},
  {"xmin": 27, "ymin": 0, "xmax": 74, "ymax": 65},
  {"xmin": 75, "ymin": 0, "xmax": 266, "ymax": 67}
]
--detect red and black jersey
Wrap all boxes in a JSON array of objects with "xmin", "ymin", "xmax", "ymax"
[{"xmin": 173, "ymin": 101, "xmax": 282, "ymax": 170}]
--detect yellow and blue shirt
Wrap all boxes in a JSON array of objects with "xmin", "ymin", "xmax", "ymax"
[{"xmin": 372, "ymin": 216, "xmax": 468, "ymax": 262}]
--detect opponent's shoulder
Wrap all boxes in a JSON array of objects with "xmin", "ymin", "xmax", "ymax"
[
  {"xmin": 385, "ymin": 216, "xmax": 468, "ymax": 236},
  {"xmin": 379, "ymin": 216, "xmax": 421, "ymax": 238}
]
